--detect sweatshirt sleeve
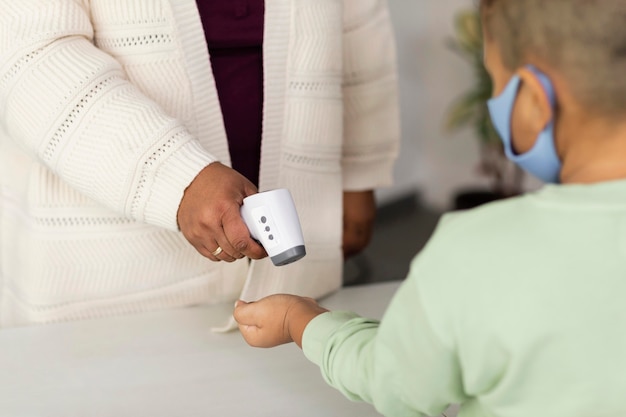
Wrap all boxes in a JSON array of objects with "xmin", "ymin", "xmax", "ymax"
[
  {"xmin": 0, "ymin": 0, "xmax": 217, "ymax": 231},
  {"xmin": 302, "ymin": 264, "xmax": 466, "ymax": 417},
  {"xmin": 340, "ymin": 0, "xmax": 401, "ymax": 191}
]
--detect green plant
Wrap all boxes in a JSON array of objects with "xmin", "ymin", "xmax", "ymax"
[{"xmin": 446, "ymin": 8, "xmax": 523, "ymax": 197}]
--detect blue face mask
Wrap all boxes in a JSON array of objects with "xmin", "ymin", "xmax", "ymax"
[{"xmin": 487, "ymin": 65, "xmax": 562, "ymax": 183}]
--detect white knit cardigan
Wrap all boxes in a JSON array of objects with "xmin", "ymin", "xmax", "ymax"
[{"xmin": 0, "ymin": 0, "xmax": 400, "ymax": 327}]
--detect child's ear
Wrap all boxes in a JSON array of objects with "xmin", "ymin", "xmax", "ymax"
[
  {"xmin": 508, "ymin": 67, "xmax": 554, "ymax": 154},
  {"xmin": 516, "ymin": 67, "xmax": 554, "ymax": 132}
]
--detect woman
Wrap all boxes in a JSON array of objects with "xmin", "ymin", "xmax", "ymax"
[{"xmin": 0, "ymin": 0, "xmax": 400, "ymax": 327}]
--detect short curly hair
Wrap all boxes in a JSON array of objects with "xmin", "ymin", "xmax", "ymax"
[{"xmin": 480, "ymin": 0, "xmax": 626, "ymax": 117}]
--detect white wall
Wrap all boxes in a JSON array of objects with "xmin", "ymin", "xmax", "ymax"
[{"xmin": 376, "ymin": 0, "xmax": 492, "ymax": 210}]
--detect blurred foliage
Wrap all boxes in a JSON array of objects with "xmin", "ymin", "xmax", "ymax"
[
  {"xmin": 445, "ymin": 8, "xmax": 523, "ymax": 196},
  {"xmin": 445, "ymin": 9, "xmax": 499, "ymax": 147}
]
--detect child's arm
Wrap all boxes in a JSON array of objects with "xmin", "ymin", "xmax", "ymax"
[
  {"xmin": 234, "ymin": 274, "xmax": 466, "ymax": 417},
  {"xmin": 234, "ymin": 295, "xmax": 328, "ymax": 348}
]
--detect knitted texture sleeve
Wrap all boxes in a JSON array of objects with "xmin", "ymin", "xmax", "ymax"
[
  {"xmin": 341, "ymin": 0, "xmax": 400, "ymax": 191},
  {"xmin": 0, "ymin": 0, "xmax": 217, "ymax": 230}
]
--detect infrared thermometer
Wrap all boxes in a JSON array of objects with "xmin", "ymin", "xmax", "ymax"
[{"xmin": 240, "ymin": 189, "xmax": 306, "ymax": 266}]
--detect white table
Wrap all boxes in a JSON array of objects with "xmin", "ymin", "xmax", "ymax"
[{"xmin": 0, "ymin": 282, "xmax": 407, "ymax": 417}]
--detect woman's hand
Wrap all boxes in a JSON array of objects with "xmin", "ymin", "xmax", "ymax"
[
  {"xmin": 343, "ymin": 190, "xmax": 376, "ymax": 259},
  {"xmin": 177, "ymin": 162, "xmax": 267, "ymax": 262},
  {"xmin": 234, "ymin": 295, "xmax": 328, "ymax": 348}
]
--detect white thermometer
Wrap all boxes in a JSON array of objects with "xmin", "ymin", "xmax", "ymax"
[{"xmin": 240, "ymin": 189, "xmax": 306, "ymax": 266}]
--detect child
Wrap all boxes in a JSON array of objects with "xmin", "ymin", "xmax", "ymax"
[{"xmin": 234, "ymin": 0, "xmax": 626, "ymax": 416}]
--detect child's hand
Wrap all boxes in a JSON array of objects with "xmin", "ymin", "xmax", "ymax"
[{"xmin": 234, "ymin": 295, "xmax": 328, "ymax": 348}]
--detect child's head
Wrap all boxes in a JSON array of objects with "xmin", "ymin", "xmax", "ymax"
[
  {"xmin": 479, "ymin": 0, "xmax": 626, "ymax": 184},
  {"xmin": 481, "ymin": 0, "xmax": 626, "ymax": 117}
]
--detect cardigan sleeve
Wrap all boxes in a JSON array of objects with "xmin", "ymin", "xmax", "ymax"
[
  {"xmin": 0, "ymin": 0, "xmax": 218, "ymax": 231},
  {"xmin": 340, "ymin": 0, "xmax": 401, "ymax": 191}
]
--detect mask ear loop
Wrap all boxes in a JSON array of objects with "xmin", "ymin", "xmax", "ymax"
[{"xmin": 487, "ymin": 65, "xmax": 562, "ymax": 183}]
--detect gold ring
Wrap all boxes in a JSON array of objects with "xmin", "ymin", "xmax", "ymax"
[{"xmin": 211, "ymin": 246, "xmax": 223, "ymax": 257}]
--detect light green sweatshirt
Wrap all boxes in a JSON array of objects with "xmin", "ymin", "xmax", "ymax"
[{"xmin": 303, "ymin": 181, "xmax": 626, "ymax": 417}]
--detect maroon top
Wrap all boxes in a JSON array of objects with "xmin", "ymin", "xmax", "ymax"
[{"xmin": 195, "ymin": 0, "xmax": 265, "ymax": 187}]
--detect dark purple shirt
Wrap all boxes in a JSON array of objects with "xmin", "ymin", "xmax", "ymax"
[{"xmin": 195, "ymin": 0, "xmax": 265, "ymax": 187}]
